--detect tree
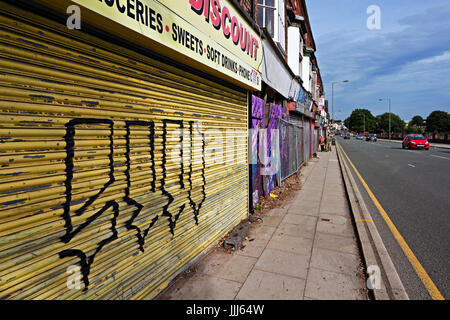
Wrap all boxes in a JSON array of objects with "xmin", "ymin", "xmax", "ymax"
[
  {"xmin": 344, "ymin": 109, "xmax": 376, "ymax": 132},
  {"xmin": 405, "ymin": 126, "xmax": 423, "ymax": 134},
  {"xmin": 410, "ymin": 115, "xmax": 424, "ymax": 127},
  {"xmin": 425, "ymin": 111, "xmax": 450, "ymax": 133},
  {"xmin": 343, "ymin": 117, "xmax": 350, "ymax": 129},
  {"xmin": 376, "ymin": 113, "xmax": 405, "ymax": 134}
]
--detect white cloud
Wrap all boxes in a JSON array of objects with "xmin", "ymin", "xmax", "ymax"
[{"xmin": 416, "ymin": 51, "xmax": 450, "ymax": 64}]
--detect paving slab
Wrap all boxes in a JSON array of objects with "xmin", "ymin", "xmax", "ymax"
[
  {"xmin": 324, "ymin": 184, "xmax": 344, "ymax": 191},
  {"xmin": 292, "ymin": 193, "xmax": 322, "ymax": 203},
  {"xmin": 321, "ymin": 194, "xmax": 348, "ymax": 203},
  {"xmin": 254, "ymin": 249, "xmax": 309, "ymax": 279},
  {"xmin": 309, "ymin": 247, "xmax": 361, "ymax": 276},
  {"xmin": 316, "ymin": 214, "xmax": 354, "ymax": 236},
  {"xmin": 265, "ymin": 207, "xmax": 288, "ymax": 217},
  {"xmin": 322, "ymin": 188, "xmax": 346, "ymax": 197},
  {"xmin": 304, "ymin": 268, "xmax": 367, "ymax": 300},
  {"xmin": 246, "ymin": 225, "xmax": 276, "ymax": 247},
  {"xmin": 314, "ymin": 232, "xmax": 359, "ymax": 255},
  {"xmin": 236, "ymin": 269, "xmax": 306, "ymax": 300},
  {"xmin": 301, "ymin": 186, "xmax": 324, "ymax": 193},
  {"xmin": 158, "ymin": 273, "xmax": 242, "ymax": 300},
  {"xmin": 234, "ymin": 224, "xmax": 275, "ymax": 259},
  {"xmin": 277, "ymin": 219, "xmax": 317, "ymax": 239},
  {"xmin": 301, "ymin": 180, "xmax": 324, "ymax": 189},
  {"xmin": 289, "ymin": 198, "xmax": 320, "ymax": 209},
  {"xmin": 283, "ymin": 213, "xmax": 318, "ymax": 226},
  {"xmin": 325, "ymin": 172, "xmax": 342, "ymax": 178},
  {"xmin": 288, "ymin": 205, "xmax": 320, "ymax": 217},
  {"xmin": 319, "ymin": 208, "xmax": 349, "ymax": 217},
  {"xmin": 196, "ymin": 252, "xmax": 258, "ymax": 283},
  {"xmin": 267, "ymin": 232, "xmax": 314, "ymax": 256},
  {"xmin": 260, "ymin": 215, "xmax": 284, "ymax": 228},
  {"xmin": 321, "ymin": 202, "xmax": 348, "ymax": 210},
  {"xmin": 236, "ymin": 238, "xmax": 266, "ymax": 258},
  {"xmin": 320, "ymin": 197, "xmax": 349, "ymax": 212}
]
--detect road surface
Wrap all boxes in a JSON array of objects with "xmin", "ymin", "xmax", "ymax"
[{"xmin": 337, "ymin": 136, "xmax": 450, "ymax": 300}]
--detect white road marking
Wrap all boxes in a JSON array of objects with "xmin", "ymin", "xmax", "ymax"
[
  {"xmin": 431, "ymin": 155, "xmax": 450, "ymax": 161},
  {"xmin": 408, "ymin": 164, "xmax": 415, "ymax": 168},
  {"xmin": 406, "ymin": 150, "xmax": 423, "ymax": 155}
]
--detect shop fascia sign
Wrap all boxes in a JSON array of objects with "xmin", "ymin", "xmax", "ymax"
[
  {"xmin": 294, "ymin": 87, "xmax": 315, "ymax": 117},
  {"xmin": 318, "ymin": 97, "xmax": 325, "ymax": 107},
  {"xmin": 71, "ymin": 0, "xmax": 262, "ymax": 90}
]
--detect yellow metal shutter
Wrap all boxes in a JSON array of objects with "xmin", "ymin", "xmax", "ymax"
[{"xmin": 0, "ymin": 3, "xmax": 248, "ymax": 300}]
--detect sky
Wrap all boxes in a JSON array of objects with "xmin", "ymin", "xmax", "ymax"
[{"xmin": 305, "ymin": 0, "xmax": 450, "ymax": 122}]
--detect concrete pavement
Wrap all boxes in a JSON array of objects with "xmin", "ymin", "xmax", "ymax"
[{"xmin": 156, "ymin": 148, "xmax": 370, "ymax": 300}]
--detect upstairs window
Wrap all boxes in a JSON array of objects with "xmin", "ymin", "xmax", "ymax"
[
  {"xmin": 257, "ymin": 0, "xmax": 285, "ymax": 52},
  {"xmin": 257, "ymin": 0, "xmax": 275, "ymax": 37}
]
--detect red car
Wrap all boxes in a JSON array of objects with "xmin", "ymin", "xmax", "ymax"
[{"xmin": 402, "ymin": 134, "xmax": 430, "ymax": 150}]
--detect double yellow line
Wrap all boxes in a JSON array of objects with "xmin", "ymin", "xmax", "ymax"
[{"xmin": 339, "ymin": 145, "xmax": 444, "ymax": 300}]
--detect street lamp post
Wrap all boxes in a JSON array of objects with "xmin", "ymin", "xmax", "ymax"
[
  {"xmin": 379, "ymin": 98, "xmax": 392, "ymax": 139},
  {"xmin": 332, "ymin": 80, "xmax": 349, "ymax": 128},
  {"xmin": 363, "ymin": 113, "xmax": 365, "ymax": 132}
]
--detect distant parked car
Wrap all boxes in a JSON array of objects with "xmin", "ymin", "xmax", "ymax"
[
  {"xmin": 402, "ymin": 134, "xmax": 429, "ymax": 150},
  {"xmin": 356, "ymin": 135, "xmax": 364, "ymax": 140},
  {"xmin": 344, "ymin": 133, "xmax": 351, "ymax": 139},
  {"xmin": 366, "ymin": 134, "xmax": 377, "ymax": 142}
]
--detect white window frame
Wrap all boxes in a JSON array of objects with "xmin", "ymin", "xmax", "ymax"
[
  {"xmin": 299, "ymin": 35, "xmax": 303, "ymax": 76},
  {"xmin": 257, "ymin": 0, "xmax": 286, "ymax": 52},
  {"xmin": 275, "ymin": 0, "xmax": 286, "ymax": 51}
]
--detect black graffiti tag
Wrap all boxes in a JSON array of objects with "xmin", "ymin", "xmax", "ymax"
[
  {"xmin": 160, "ymin": 119, "xmax": 185, "ymax": 235},
  {"xmin": 59, "ymin": 118, "xmax": 207, "ymax": 290},
  {"xmin": 59, "ymin": 118, "xmax": 119, "ymax": 291},
  {"xmin": 123, "ymin": 120, "xmax": 156, "ymax": 253},
  {"xmin": 188, "ymin": 121, "xmax": 206, "ymax": 225}
]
